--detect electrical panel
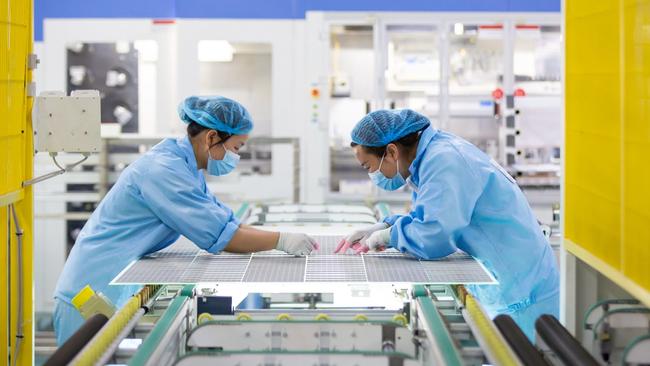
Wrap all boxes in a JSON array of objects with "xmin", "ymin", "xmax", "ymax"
[{"xmin": 33, "ymin": 90, "xmax": 101, "ymax": 154}]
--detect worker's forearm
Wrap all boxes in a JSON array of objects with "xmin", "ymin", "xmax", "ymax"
[{"xmin": 225, "ymin": 227, "xmax": 279, "ymax": 253}]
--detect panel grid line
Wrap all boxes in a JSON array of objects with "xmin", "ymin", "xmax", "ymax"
[{"xmin": 360, "ymin": 254, "xmax": 369, "ymax": 282}]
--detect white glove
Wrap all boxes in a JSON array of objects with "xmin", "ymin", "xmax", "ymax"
[
  {"xmin": 335, "ymin": 222, "xmax": 389, "ymax": 254},
  {"xmin": 361, "ymin": 227, "xmax": 391, "ymax": 252},
  {"xmin": 276, "ymin": 232, "xmax": 319, "ymax": 256}
]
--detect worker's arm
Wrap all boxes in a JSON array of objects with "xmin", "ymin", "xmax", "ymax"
[
  {"xmin": 140, "ymin": 163, "xmax": 241, "ymax": 254},
  {"xmin": 225, "ymin": 226, "xmax": 279, "ymax": 253},
  {"xmin": 382, "ymin": 191, "xmax": 417, "ymax": 225},
  {"xmin": 227, "ymin": 226, "xmax": 319, "ymax": 255},
  {"xmin": 390, "ymin": 147, "xmax": 483, "ymax": 259}
]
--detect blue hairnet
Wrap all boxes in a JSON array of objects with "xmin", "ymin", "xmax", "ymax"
[
  {"xmin": 351, "ymin": 109, "xmax": 430, "ymax": 147},
  {"xmin": 178, "ymin": 96, "xmax": 254, "ymax": 135}
]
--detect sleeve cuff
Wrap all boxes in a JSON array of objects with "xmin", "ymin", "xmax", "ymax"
[
  {"xmin": 383, "ymin": 214, "xmax": 401, "ymax": 226},
  {"xmin": 230, "ymin": 216, "xmax": 241, "ymax": 226},
  {"xmin": 205, "ymin": 221, "xmax": 240, "ymax": 254},
  {"xmin": 388, "ymin": 225, "xmax": 399, "ymax": 249}
]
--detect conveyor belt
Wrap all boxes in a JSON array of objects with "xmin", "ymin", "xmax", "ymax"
[
  {"xmin": 128, "ymin": 288, "xmax": 193, "ymax": 366},
  {"xmin": 494, "ymin": 314, "xmax": 549, "ymax": 366},
  {"xmin": 413, "ymin": 286, "xmax": 464, "ymax": 366},
  {"xmin": 463, "ymin": 293, "xmax": 521, "ymax": 366},
  {"xmin": 43, "ymin": 314, "xmax": 108, "ymax": 366},
  {"xmin": 69, "ymin": 285, "xmax": 162, "ymax": 366},
  {"xmin": 535, "ymin": 314, "xmax": 599, "ymax": 366}
]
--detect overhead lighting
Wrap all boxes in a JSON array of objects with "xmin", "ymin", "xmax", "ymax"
[
  {"xmin": 454, "ymin": 23, "xmax": 464, "ymax": 36},
  {"xmin": 198, "ymin": 40, "xmax": 235, "ymax": 62}
]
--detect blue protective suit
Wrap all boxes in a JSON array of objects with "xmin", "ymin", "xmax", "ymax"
[
  {"xmin": 53, "ymin": 136, "xmax": 240, "ymax": 345},
  {"xmin": 384, "ymin": 126, "xmax": 559, "ymax": 339}
]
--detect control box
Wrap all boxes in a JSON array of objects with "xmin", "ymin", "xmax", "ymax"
[{"xmin": 34, "ymin": 90, "xmax": 101, "ymax": 154}]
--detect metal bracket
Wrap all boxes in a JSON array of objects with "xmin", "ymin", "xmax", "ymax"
[
  {"xmin": 26, "ymin": 82, "xmax": 36, "ymax": 97},
  {"xmin": 28, "ymin": 53, "xmax": 40, "ymax": 70}
]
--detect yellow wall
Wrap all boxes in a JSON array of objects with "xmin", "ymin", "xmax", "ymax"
[
  {"xmin": 565, "ymin": 0, "xmax": 650, "ymax": 303},
  {"xmin": 0, "ymin": 0, "xmax": 34, "ymax": 364}
]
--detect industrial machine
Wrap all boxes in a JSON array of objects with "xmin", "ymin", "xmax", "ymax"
[{"xmin": 42, "ymin": 203, "xmax": 616, "ymax": 366}]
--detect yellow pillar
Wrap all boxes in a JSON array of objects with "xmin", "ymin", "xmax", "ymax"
[{"xmin": 1, "ymin": 0, "xmax": 34, "ymax": 364}]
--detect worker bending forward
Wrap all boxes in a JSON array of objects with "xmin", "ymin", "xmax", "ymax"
[
  {"xmin": 53, "ymin": 96, "xmax": 318, "ymax": 345},
  {"xmin": 336, "ymin": 109, "xmax": 559, "ymax": 340}
]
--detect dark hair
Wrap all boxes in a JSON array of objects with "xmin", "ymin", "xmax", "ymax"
[
  {"xmin": 350, "ymin": 128, "xmax": 424, "ymax": 157},
  {"xmin": 187, "ymin": 121, "xmax": 232, "ymax": 142}
]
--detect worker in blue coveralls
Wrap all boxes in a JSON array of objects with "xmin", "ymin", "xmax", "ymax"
[
  {"xmin": 335, "ymin": 109, "xmax": 559, "ymax": 340},
  {"xmin": 53, "ymin": 96, "xmax": 319, "ymax": 345}
]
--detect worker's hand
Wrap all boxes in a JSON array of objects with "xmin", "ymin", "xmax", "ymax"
[
  {"xmin": 354, "ymin": 227, "xmax": 392, "ymax": 254},
  {"xmin": 276, "ymin": 232, "xmax": 319, "ymax": 256},
  {"xmin": 335, "ymin": 223, "xmax": 389, "ymax": 254}
]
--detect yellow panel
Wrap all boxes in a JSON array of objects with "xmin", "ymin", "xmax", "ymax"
[
  {"xmin": 0, "ymin": 137, "xmax": 24, "ymax": 196},
  {"xmin": 0, "ymin": 82, "xmax": 26, "ymax": 137},
  {"xmin": 0, "ymin": 207, "xmax": 6, "ymax": 365},
  {"xmin": 0, "ymin": 24, "xmax": 28, "ymax": 81},
  {"xmin": 565, "ymin": 0, "xmax": 616, "ymax": 19},
  {"xmin": 566, "ymin": 0, "xmax": 650, "ymax": 302},
  {"xmin": 622, "ymin": 0, "xmax": 650, "ymax": 291},
  {"xmin": 1, "ymin": 0, "xmax": 33, "ymax": 364},
  {"xmin": 565, "ymin": 13, "xmax": 620, "ymax": 75},
  {"xmin": 623, "ymin": 210, "xmax": 650, "ymax": 289}
]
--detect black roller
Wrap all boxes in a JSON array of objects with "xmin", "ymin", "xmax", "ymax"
[
  {"xmin": 535, "ymin": 314, "xmax": 599, "ymax": 366},
  {"xmin": 44, "ymin": 313, "xmax": 109, "ymax": 366},
  {"xmin": 494, "ymin": 314, "xmax": 550, "ymax": 366}
]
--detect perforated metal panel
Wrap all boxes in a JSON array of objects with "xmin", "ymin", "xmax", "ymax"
[{"xmin": 112, "ymin": 235, "xmax": 495, "ymax": 285}]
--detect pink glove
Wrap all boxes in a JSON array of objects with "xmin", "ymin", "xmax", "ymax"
[{"xmin": 334, "ymin": 223, "xmax": 389, "ymax": 254}]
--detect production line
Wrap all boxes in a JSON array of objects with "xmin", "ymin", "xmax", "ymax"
[
  {"xmin": 3, "ymin": 2, "xmax": 650, "ymax": 365},
  {"xmin": 42, "ymin": 203, "xmax": 607, "ymax": 366},
  {"xmin": 43, "ymin": 282, "xmax": 647, "ymax": 366}
]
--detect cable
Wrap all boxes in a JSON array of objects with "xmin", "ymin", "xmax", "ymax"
[
  {"xmin": 23, "ymin": 152, "xmax": 89, "ymax": 187},
  {"xmin": 9, "ymin": 204, "xmax": 24, "ymax": 366},
  {"xmin": 52, "ymin": 154, "xmax": 67, "ymax": 170}
]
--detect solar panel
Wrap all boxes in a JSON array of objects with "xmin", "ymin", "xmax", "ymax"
[
  {"xmin": 243, "ymin": 256, "xmax": 306, "ymax": 282},
  {"xmin": 364, "ymin": 254, "xmax": 430, "ymax": 282},
  {"xmin": 112, "ymin": 235, "xmax": 495, "ymax": 285},
  {"xmin": 305, "ymin": 255, "xmax": 367, "ymax": 282},
  {"xmin": 245, "ymin": 213, "xmax": 377, "ymax": 225},
  {"xmin": 252, "ymin": 204, "xmax": 375, "ymax": 215}
]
